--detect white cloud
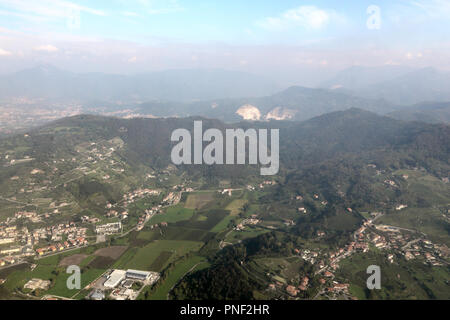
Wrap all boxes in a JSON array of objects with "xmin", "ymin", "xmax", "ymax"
[
  {"xmin": 34, "ymin": 44, "xmax": 59, "ymax": 52},
  {"xmin": 389, "ymin": 0, "xmax": 450, "ymax": 25},
  {"xmin": 0, "ymin": 0, "xmax": 106, "ymax": 23},
  {"xmin": 0, "ymin": 9, "xmax": 48, "ymax": 22},
  {"xmin": 0, "ymin": 48, "xmax": 12, "ymax": 56},
  {"xmin": 128, "ymin": 56, "xmax": 137, "ymax": 63},
  {"xmin": 410, "ymin": 0, "xmax": 450, "ymax": 18},
  {"xmin": 257, "ymin": 6, "xmax": 342, "ymax": 30}
]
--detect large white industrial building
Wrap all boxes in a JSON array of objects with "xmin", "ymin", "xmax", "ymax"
[
  {"xmin": 104, "ymin": 269, "xmax": 126, "ymax": 288},
  {"xmin": 103, "ymin": 269, "xmax": 154, "ymax": 289}
]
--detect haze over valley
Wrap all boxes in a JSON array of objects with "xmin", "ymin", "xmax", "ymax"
[{"xmin": 1, "ymin": 63, "xmax": 450, "ymax": 136}]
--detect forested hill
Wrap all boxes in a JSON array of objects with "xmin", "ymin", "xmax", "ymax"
[
  {"xmin": 1, "ymin": 108, "xmax": 448, "ymax": 176},
  {"xmin": 280, "ymin": 108, "xmax": 449, "ymax": 171}
]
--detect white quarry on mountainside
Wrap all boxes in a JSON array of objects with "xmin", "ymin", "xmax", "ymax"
[
  {"xmin": 265, "ymin": 107, "xmax": 297, "ymax": 120},
  {"xmin": 235, "ymin": 104, "xmax": 261, "ymax": 120}
]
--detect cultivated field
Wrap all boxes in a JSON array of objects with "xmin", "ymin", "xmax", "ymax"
[
  {"xmin": 184, "ymin": 192, "xmax": 215, "ymax": 209},
  {"xmin": 225, "ymin": 199, "xmax": 247, "ymax": 216},
  {"xmin": 59, "ymin": 254, "xmax": 88, "ymax": 267},
  {"xmin": 94, "ymin": 246, "xmax": 128, "ymax": 259},
  {"xmin": 114, "ymin": 240, "xmax": 204, "ymax": 272}
]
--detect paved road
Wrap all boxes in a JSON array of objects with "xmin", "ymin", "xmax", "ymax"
[{"xmin": 34, "ymin": 245, "xmax": 88, "ymax": 261}]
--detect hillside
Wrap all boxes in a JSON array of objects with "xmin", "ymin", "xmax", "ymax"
[
  {"xmin": 0, "ymin": 109, "xmax": 448, "ymax": 223},
  {"xmin": 388, "ymin": 102, "xmax": 450, "ymax": 124},
  {"xmin": 0, "ymin": 110, "xmax": 448, "ymax": 300}
]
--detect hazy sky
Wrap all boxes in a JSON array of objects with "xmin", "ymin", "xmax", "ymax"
[{"xmin": 0, "ymin": 0, "xmax": 450, "ymax": 84}]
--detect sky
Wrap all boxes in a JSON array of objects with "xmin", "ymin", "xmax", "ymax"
[{"xmin": 0, "ymin": 0, "xmax": 450, "ymax": 85}]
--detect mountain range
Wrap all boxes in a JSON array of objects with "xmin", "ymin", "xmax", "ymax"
[
  {"xmin": 0, "ymin": 65, "xmax": 280, "ymax": 103},
  {"xmin": 321, "ymin": 66, "xmax": 450, "ymax": 106},
  {"xmin": 2, "ymin": 64, "xmax": 450, "ymax": 125},
  {"xmin": 137, "ymin": 86, "xmax": 396, "ymax": 122}
]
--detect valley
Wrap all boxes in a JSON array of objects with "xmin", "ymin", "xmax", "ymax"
[{"xmin": 0, "ymin": 111, "xmax": 448, "ymax": 300}]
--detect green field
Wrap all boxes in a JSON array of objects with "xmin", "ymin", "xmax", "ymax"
[
  {"xmin": 48, "ymin": 267, "xmax": 105, "ymax": 299},
  {"xmin": 149, "ymin": 251, "xmax": 173, "ymax": 271},
  {"xmin": 112, "ymin": 247, "xmax": 139, "ymax": 269},
  {"xmin": 116, "ymin": 240, "xmax": 204, "ymax": 272},
  {"xmin": 377, "ymin": 207, "xmax": 450, "ymax": 246},
  {"xmin": 148, "ymin": 205, "xmax": 194, "ymax": 224},
  {"xmin": 392, "ymin": 170, "xmax": 450, "ymax": 205},
  {"xmin": 210, "ymin": 214, "xmax": 236, "ymax": 233},
  {"xmin": 175, "ymin": 209, "xmax": 229, "ymax": 231},
  {"xmin": 0, "ymin": 259, "xmax": 104, "ymax": 299},
  {"xmin": 184, "ymin": 192, "xmax": 215, "ymax": 209},
  {"xmin": 225, "ymin": 199, "xmax": 247, "ymax": 216},
  {"xmin": 224, "ymin": 227, "xmax": 271, "ymax": 243},
  {"xmin": 138, "ymin": 226, "xmax": 215, "ymax": 242}
]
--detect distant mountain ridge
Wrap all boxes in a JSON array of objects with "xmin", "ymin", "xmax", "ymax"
[
  {"xmin": 138, "ymin": 85, "xmax": 397, "ymax": 122},
  {"xmin": 320, "ymin": 65, "xmax": 415, "ymax": 90},
  {"xmin": 0, "ymin": 65, "xmax": 280, "ymax": 102},
  {"xmin": 321, "ymin": 66, "xmax": 450, "ymax": 105},
  {"xmin": 362, "ymin": 67, "xmax": 450, "ymax": 105},
  {"xmin": 388, "ymin": 102, "xmax": 450, "ymax": 123},
  {"xmin": 3, "ymin": 64, "xmax": 450, "ymax": 126}
]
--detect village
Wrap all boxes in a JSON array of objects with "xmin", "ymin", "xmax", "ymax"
[
  {"xmin": 0, "ymin": 176, "xmax": 197, "ymax": 272},
  {"xmin": 0, "ymin": 137, "xmax": 164, "ymax": 266},
  {"xmin": 265, "ymin": 201, "xmax": 449, "ymax": 300},
  {"xmin": 0, "ymin": 219, "xmax": 90, "ymax": 265}
]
